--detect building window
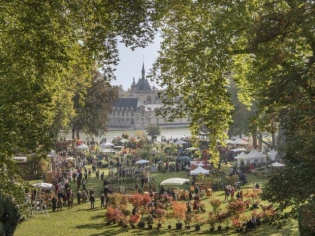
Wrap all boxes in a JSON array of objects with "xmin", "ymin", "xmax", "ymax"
[
  {"xmin": 141, "ymin": 110, "xmax": 144, "ymax": 117},
  {"xmin": 126, "ymin": 111, "xmax": 128, "ymax": 116},
  {"xmin": 113, "ymin": 112, "xmax": 115, "ymax": 116},
  {"xmin": 141, "ymin": 118, "xmax": 144, "ymax": 124},
  {"xmin": 122, "ymin": 111, "xmax": 124, "ymax": 116},
  {"xmin": 131, "ymin": 111, "xmax": 134, "ymax": 116},
  {"xmin": 118, "ymin": 111, "xmax": 120, "ymax": 116},
  {"xmin": 131, "ymin": 119, "xmax": 134, "ymax": 124},
  {"xmin": 156, "ymin": 118, "xmax": 159, "ymax": 124},
  {"xmin": 148, "ymin": 118, "xmax": 151, "ymax": 124}
]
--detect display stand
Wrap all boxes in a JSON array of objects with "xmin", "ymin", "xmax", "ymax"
[{"xmin": 32, "ymin": 187, "xmax": 49, "ymax": 217}]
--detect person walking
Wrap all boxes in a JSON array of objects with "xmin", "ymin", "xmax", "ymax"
[
  {"xmin": 90, "ymin": 194, "xmax": 95, "ymax": 209},
  {"xmin": 100, "ymin": 193, "xmax": 105, "ymax": 208},
  {"xmin": 77, "ymin": 190, "xmax": 82, "ymax": 204}
]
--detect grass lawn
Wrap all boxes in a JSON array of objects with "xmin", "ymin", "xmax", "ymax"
[{"xmin": 14, "ymin": 164, "xmax": 299, "ymax": 236}]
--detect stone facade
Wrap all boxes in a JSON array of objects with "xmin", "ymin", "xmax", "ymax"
[{"xmin": 108, "ymin": 64, "xmax": 189, "ymax": 129}]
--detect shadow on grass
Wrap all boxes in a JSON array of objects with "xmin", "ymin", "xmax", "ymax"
[
  {"xmin": 89, "ymin": 227, "xmax": 182, "ymax": 236},
  {"xmin": 90, "ymin": 214, "xmax": 105, "ymax": 220},
  {"xmin": 74, "ymin": 222, "xmax": 105, "ymax": 230}
]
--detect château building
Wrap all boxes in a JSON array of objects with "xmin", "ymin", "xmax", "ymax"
[{"xmin": 108, "ymin": 63, "xmax": 189, "ymax": 129}]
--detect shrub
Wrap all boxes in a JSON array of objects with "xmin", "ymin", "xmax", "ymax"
[
  {"xmin": 0, "ymin": 197, "xmax": 20, "ymax": 236},
  {"xmin": 228, "ymin": 199, "xmax": 246, "ymax": 219},
  {"xmin": 210, "ymin": 198, "xmax": 222, "ymax": 214},
  {"xmin": 171, "ymin": 201, "xmax": 187, "ymax": 223}
]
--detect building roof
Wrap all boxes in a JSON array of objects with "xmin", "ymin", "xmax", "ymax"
[
  {"xmin": 113, "ymin": 98, "xmax": 138, "ymax": 110},
  {"xmin": 136, "ymin": 78, "xmax": 152, "ymax": 91}
]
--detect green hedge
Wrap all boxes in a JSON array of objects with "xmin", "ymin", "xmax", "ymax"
[{"xmin": 298, "ymin": 203, "xmax": 315, "ymax": 236}]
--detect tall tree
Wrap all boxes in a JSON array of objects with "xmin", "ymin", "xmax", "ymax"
[
  {"xmin": 146, "ymin": 124, "xmax": 161, "ymax": 141},
  {"xmin": 152, "ymin": 0, "xmax": 315, "ymax": 221},
  {"xmin": 0, "ymin": 0, "xmax": 162, "ymax": 210},
  {"xmin": 71, "ymin": 70, "xmax": 119, "ymax": 139}
]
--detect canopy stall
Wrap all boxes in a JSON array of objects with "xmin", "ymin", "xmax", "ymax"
[
  {"xmin": 174, "ymin": 140, "xmax": 187, "ymax": 145},
  {"xmin": 247, "ymin": 151, "xmax": 266, "ymax": 164},
  {"xmin": 100, "ymin": 142, "xmax": 114, "ymax": 148},
  {"xmin": 32, "ymin": 183, "xmax": 53, "ymax": 190},
  {"xmin": 135, "ymin": 160, "xmax": 149, "ymax": 164},
  {"xmin": 270, "ymin": 162, "xmax": 285, "ymax": 167},
  {"xmin": 232, "ymin": 138, "xmax": 249, "ymax": 145},
  {"xmin": 77, "ymin": 143, "xmax": 89, "ymax": 149},
  {"xmin": 190, "ymin": 161, "xmax": 205, "ymax": 167},
  {"xmin": 160, "ymin": 178, "xmax": 189, "ymax": 186},
  {"xmin": 234, "ymin": 152, "xmax": 248, "ymax": 165},
  {"xmin": 186, "ymin": 147, "xmax": 198, "ymax": 151},
  {"xmin": 190, "ymin": 166, "xmax": 209, "ymax": 175},
  {"xmin": 231, "ymin": 148, "xmax": 247, "ymax": 153},
  {"xmin": 13, "ymin": 156, "xmax": 27, "ymax": 162}
]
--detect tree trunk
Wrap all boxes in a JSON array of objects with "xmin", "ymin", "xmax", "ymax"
[
  {"xmin": 76, "ymin": 130, "xmax": 80, "ymax": 139},
  {"xmin": 252, "ymin": 132, "xmax": 257, "ymax": 149},
  {"xmin": 72, "ymin": 126, "xmax": 75, "ymax": 140},
  {"xmin": 271, "ymin": 132, "xmax": 276, "ymax": 149},
  {"xmin": 258, "ymin": 133, "xmax": 263, "ymax": 151}
]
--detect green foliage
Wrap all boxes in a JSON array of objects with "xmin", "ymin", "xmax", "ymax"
[
  {"xmin": 146, "ymin": 124, "xmax": 161, "ymax": 141},
  {"xmin": 0, "ymin": 196, "xmax": 21, "ymax": 236},
  {"xmin": 297, "ymin": 203, "xmax": 315, "ymax": 235},
  {"xmin": 0, "ymin": 0, "xmax": 161, "ymax": 206},
  {"xmin": 71, "ymin": 70, "xmax": 119, "ymax": 138},
  {"xmin": 122, "ymin": 133, "xmax": 130, "ymax": 139}
]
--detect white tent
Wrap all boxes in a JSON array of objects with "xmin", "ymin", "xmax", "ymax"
[
  {"xmin": 247, "ymin": 151, "xmax": 266, "ymax": 164},
  {"xmin": 226, "ymin": 139, "xmax": 235, "ymax": 145},
  {"xmin": 101, "ymin": 142, "xmax": 114, "ymax": 148},
  {"xmin": 190, "ymin": 161, "xmax": 205, "ymax": 167},
  {"xmin": 32, "ymin": 183, "xmax": 53, "ymax": 190},
  {"xmin": 102, "ymin": 149, "xmax": 114, "ymax": 153},
  {"xmin": 186, "ymin": 147, "xmax": 198, "ymax": 151},
  {"xmin": 120, "ymin": 139, "xmax": 130, "ymax": 143},
  {"xmin": 136, "ymin": 159, "xmax": 149, "ymax": 164},
  {"xmin": 271, "ymin": 162, "xmax": 285, "ymax": 167},
  {"xmin": 174, "ymin": 140, "xmax": 187, "ymax": 145},
  {"xmin": 190, "ymin": 166, "xmax": 209, "ymax": 175},
  {"xmin": 234, "ymin": 152, "xmax": 249, "ymax": 165},
  {"xmin": 77, "ymin": 143, "xmax": 89, "ymax": 149},
  {"xmin": 232, "ymin": 138, "xmax": 249, "ymax": 145},
  {"xmin": 267, "ymin": 149, "xmax": 278, "ymax": 161},
  {"xmin": 231, "ymin": 148, "xmax": 247, "ymax": 152},
  {"xmin": 13, "ymin": 156, "xmax": 27, "ymax": 162},
  {"xmin": 160, "ymin": 178, "xmax": 189, "ymax": 186},
  {"xmin": 65, "ymin": 157, "xmax": 76, "ymax": 160}
]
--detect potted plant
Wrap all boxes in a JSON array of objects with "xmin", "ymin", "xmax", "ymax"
[
  {"xmin": 155, "ymin": 208, "xmax": 166, "ymax": 228},
  {"xmin": 209, "ymin": 198, "xmax": 222, "ymax": 214},
  {"xmin": 227, "ymin": 199, "xmax": 246, "ymax": 220},
  {"xmin": 243, "ymin": 189, "xmax": 262, "ymax": 209},
  {"xmin": 199, "ymin": 203, "xmax": 206, "ymax": 212},
  {"xmin": 129, "ymin": 193, "xmax": 151, "ymax": 228},
  {"xmin": 193, "ymin": 213, "xmax": 202, "ymax": 231},
  {"xmin": 172, "ymin": 201, "xmax": 187, "ymax": 230},
  {"xmin": 216, "ymin": 212, "xmax": 227, "ymax": 231},
  {"xmin": 208, "ymin": 211, "xmax": 216, "ymax": 232},
  {"xmin": 185, "ymin": 213, "xmax": 193, "ymax": 229},
  {"xmin": 232, "ymin": 218, "xmax": 241, "ymax": 231},
  {"xmin": 129, "ymin": 214, "xmax": 140, "ymax": 229},
  {"xmin": 166, "ymin": 212, "xmax": 173, "ymax": 229},
  {"xmin": 224, "ymin": 212, "xmax": 231, "ymax": 230},
  {"xmin": 146, "ymin": 214, "xmax": 154, "ymax": 230}
]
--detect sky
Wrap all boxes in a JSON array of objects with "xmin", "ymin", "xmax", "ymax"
[{"xmin": 112, "ymin": 36, "xmax": 162, "ymax": 90}]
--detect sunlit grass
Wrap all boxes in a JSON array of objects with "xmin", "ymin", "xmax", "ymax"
[{"xmin": 15, "ymin": 163, "xmax": 298, "ymax": 236}]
